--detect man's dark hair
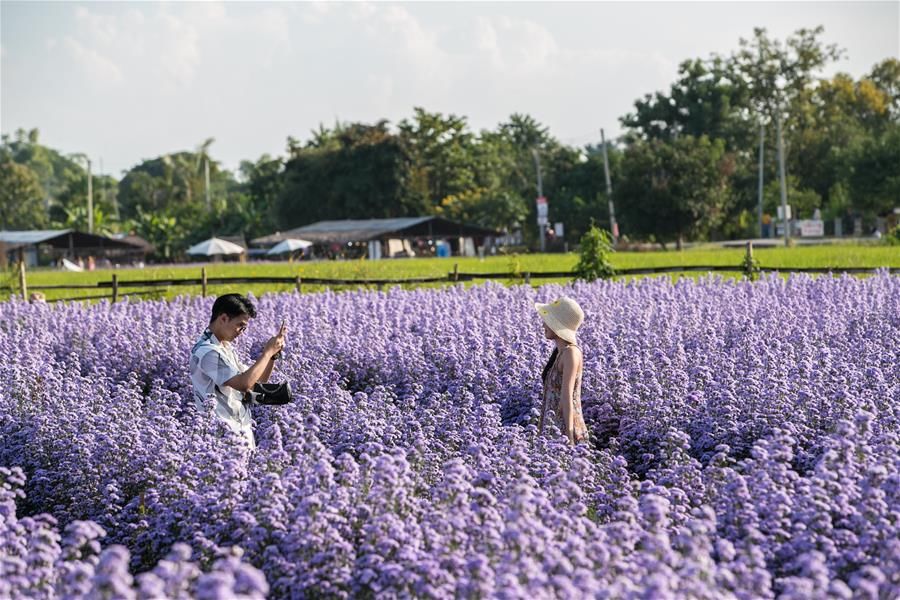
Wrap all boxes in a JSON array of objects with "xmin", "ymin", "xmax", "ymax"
[{"xmin": 210, "ymin": 294, "xmax": 257, "ymax": 323}]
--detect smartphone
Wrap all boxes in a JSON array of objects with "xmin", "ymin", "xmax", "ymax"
[{"xmin": 273, "ymin": 320, "xmax": 286, "ymax": 360}]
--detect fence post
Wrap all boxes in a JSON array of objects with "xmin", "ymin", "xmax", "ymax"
[
  {"xmin": 111, "ymin": 274, "xmax": 119, "ymax": 303},
  {"xmin": 453, "ymin": 263, "xmax": 459, "ymax": 282},
  {"xmin": 524, "ymin": 272, "xmax": 531, "ymax": 285},
  {"xmin": 18, "ymin": 260, "xmax": 27, "ymax": 300},
  {"xmin": 201, "ymin": 267, "xmax": 208, "ymax": 297},
  {"xmin": 295, "ymin": 275, "xmax": 302, "ymax": 294}
]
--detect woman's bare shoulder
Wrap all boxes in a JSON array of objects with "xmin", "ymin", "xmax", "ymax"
[{"xmin": 560, "ymin": 345, "xmax": 583, "ymax": 365}]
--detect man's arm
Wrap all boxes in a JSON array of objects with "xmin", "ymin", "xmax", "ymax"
[
  {"xmin": 223, "ymin": 348, "xmax": 277, "ymax": 393},
  {"xmin": 259, "ymin": 354, "xmax": 275, "ymax": 384},
  {"xmin": 223, "ymin": 323, "xmax": 285, "ymax": 392}
]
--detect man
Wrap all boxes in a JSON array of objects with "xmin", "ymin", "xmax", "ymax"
[{"xmin": 190, "ymin": 294, "xmax": 286, "ymax": 448}]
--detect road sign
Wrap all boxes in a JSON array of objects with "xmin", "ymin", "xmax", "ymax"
[
  {"xmin": 537, "ymin": 216, "xmax": 548, "ymax": 226},
  {"xmin": 536, "ymin": 196, "xmax": 547, "ymax": 205},
  {"xmin": 537, "ymin": 203, "xmax": 548, "ymax": 218}
]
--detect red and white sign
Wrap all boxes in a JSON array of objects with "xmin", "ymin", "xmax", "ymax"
[{"xmin": 536, "ymin": 196, "xmax": 547, "ymax": 205}]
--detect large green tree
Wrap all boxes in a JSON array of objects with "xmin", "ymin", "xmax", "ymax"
[
  {"xmin": 275, "ymin": 121, "xmax": 416, "ymax": 228},
  {"xmin": 0, "ymin": 161, "xmax": 48, "ymax": 229},
  {"xmin": 616, "ymin": 135, "xmax": 734, "ymax": 248},
  {"xmin": 398, "ymin": 108, "xmax": 477, "ymax": 212},
  {"xmin": 848, "ymin": 124, "xmax": 900, "ymax": 218},
  {"xmin": 622, "ymin": 57, "xmax": 754, "ymax": 150}
]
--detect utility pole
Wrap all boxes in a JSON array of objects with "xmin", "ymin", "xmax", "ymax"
[
  {"xmin": 204, "ymin": 157, "xmax": 211, "ymax": 211},
  {"xmin": 776, "ymin": 111, "xmax": 789, "ymax": 246},
  {"xmin": 532, "ymin": 148, "xmax": 546, "ymax": 253},
  {"xmin": 87, "ymin": 158, "xmax": 93, "ymax": 234},
  {"xmin": 757, "ymin": 124, "xmax": 764, "ymax": 238},
  {"xmin": 100, "ymin": 157, "xmax": 120, "ymax": 221},
  {"xmin": 600, "ymin": 128, "xmax": 618, "ymax": 243},
  {"xmin": 74, "ymin": 155, "xmax": 94, "ymax": 234}
]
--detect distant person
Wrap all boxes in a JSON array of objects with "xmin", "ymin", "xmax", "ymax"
[
  {"xmin": 190, "ymin": 294, "xmax": 286, "ymax": 449},
  {"xmin": 535, "ymin": 296, "xmax": 589, "ymax": 445}
]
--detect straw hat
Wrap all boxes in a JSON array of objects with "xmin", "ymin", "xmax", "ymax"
[{"xmin": 534, "ymin": 296, "xmax": 584, "ymax": 344}]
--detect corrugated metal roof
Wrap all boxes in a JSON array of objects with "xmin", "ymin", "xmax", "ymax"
[
  {"xmin": 0, "ymin": 230, "xmax": 73, "ymax": 245},
  {"xmin": 251, "ymin": 217, "xmax": 501, "ymax": 246},
  {"xmin": 292, "ymin": 217, "xmax": 432, "ymax": 234},
  {"xmin": 252, "ymin": 218, "xmax": 434, "ymax": 245}
]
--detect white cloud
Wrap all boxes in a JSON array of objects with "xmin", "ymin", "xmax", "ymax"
[
  {"xmin": 473, "ymin": 16, "xmax": 559, "ymax": 74},
  {"xmin": 156, "ymin": 12, "xmax": 201, "ymax": 87},
  {"xmin": 63, "ymin": 36, "xmax": 124, "ymax": 84},
  {"xmin": 74, "ymin": 5, "xmax": 119, "ymax": 45}
]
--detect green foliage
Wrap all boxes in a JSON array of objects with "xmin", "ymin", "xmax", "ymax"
[
  {"xmin": 0, "ymin": 128, "xmax": 84, "ymax": 204},
  {"xmin": 276, "ymin": 121, "xmax": 414, "ymax": 228},
  {"xmin": 616, "ymin": 135, "xmax": 733, "ymax": 248},
  {"xmin": 849, "ymin": 124, "xmax": 900, "ymax": 218},
  {"xmin": 741, "ymin": 247, "xmax": 762, "ymax": 281},
  {"xmin": 574, "ymin": 225, "xmax": 616, "ymax": 281},
  {"xmin": 506, "ymin": 253, "xmax": 522, "ymax": 278},
  {"xmin": 763, "ymin": 176, "xmax": 822, "ymax": 220},
  {"xmin": 0, "ymin": 161, "xmax": 47, "ymax": 229},
  {"xmin": 622, "ymin": 56, "xmax": 754, "ymax": 150},
  {"xmin": 884, "ymin": 225, "xmax": 900, "ymax": 246}
]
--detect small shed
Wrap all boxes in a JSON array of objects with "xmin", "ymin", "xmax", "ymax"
[
  {"xmin": 251, "ymin": 217, "xmax": 500, "ymax": 258},
  {"xmin": 0, "ymin": 229, "xmax": 147, "ymax": 267}
]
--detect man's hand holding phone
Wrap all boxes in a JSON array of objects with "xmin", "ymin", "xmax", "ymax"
[{"xmin": 266, "ymin": 320, "xmax": 287, "ymax": 360}]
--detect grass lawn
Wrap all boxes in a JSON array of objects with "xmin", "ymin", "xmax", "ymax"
[{"xmin": 4, "ymin": 243, "xmax": 898, "ymax": 302}]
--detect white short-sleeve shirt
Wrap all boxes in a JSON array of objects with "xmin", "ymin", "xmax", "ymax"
[{"xmin": 190, "ymin": 329, "xmax": 255, "ymax": 448}]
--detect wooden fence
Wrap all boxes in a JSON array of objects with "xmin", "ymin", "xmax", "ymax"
[{"xmin": 6, "ymin": 244, "xmax": 899, "ymax": 303}]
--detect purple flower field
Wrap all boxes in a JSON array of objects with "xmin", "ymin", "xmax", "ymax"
[{"xmin": 1, "ymin": 273, "xmax": 898, "ymax": 599}]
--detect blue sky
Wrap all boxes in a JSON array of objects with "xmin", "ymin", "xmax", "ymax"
[{"xmin": 1, "ymin": 1, "xmax": 897, "ymax": 177}]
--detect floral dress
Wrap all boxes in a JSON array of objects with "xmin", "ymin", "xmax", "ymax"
[{"xmin": 539, "ymin": 346, "xmax": 589, "ymax": 443}]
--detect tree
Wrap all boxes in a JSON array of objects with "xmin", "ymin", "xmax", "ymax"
[
  {"xmin": 125, "ymin": 206, "xmax": 184, "ymax": 260},
  {"xmin": 621, "ymin": 57, "xmax": 754, "ymax": 150},
  {"xmin": 0, "ymin": 128, "xmax": 85, "ymax": 218},
  {"xmin": 574, "ymin": 224, "xmax": 615, "ymax": 281},
  {"xmin": 731, "ymin": 26, "xmax": 844, "ymax": 124},
  {"xmin": 866, "ymin": 58, "xmax": 900, "ymax": 119},
  {"xmin": 275, "ymin": 121, "xmax": 415, "ymax": 228},
  {"xmin": 398, "ymin": 108, "xmax": 477, "ymax": 211},
  {"xmin": 615, "ymin": 136, "xmax": 733, "ymax": 248},
  {"xmin": 849, "ymin": 124, "xmax": 900, "ymax": 219},
  {"xmin": 238, "ymin": 155, "xmax": 283, "ymax": 239},
  {"xmin": 787, "ymin": 71, "xmax": 893, "ymax": 208},
  {"xmin": 0, "ymin": 161, "xmax": 48, "ymax": 229},
  {"xmin": 433, "ymin": 187, "xmax": 528, "ymax": 232},
  {"xmin": 489, "ymin": 114, "xmax": 580, "ymax": 244}
]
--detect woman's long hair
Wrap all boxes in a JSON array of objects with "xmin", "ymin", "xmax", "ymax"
[{"xmin": 541, "ymin": 348, "xmax": 558, "ymax": 383}]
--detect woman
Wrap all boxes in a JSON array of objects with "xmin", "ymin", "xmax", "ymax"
[{"xmin": 535, "ymin": 296, "xmax": 589, "ymax": 445}]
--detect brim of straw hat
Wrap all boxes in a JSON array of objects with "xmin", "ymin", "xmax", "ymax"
[{"xmin": 534, "ymin": 302, "xmax": 578, "ymax": 345}]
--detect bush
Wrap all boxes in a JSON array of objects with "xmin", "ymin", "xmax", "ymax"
[{"xmin": 574, "ymin": 225, "xmax": 616, "ymax": 281}]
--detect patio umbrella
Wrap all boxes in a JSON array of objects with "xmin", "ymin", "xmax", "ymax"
[
  {"xmin": 266, "ymin": 238, "xmax": 313, "ymax": 255},
  {"xmin": 186, "ymin": 237, "xmax": 246, "ymax": 256}
]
